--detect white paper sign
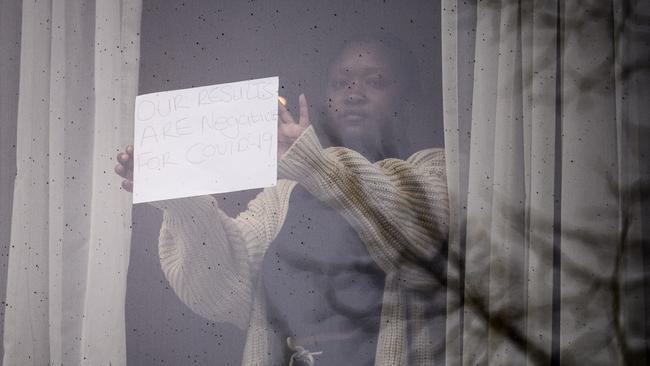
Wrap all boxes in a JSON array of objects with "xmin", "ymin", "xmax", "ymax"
[{"xmin": 132, "ymin": 76, "xmax": 278, "ymax": 204}]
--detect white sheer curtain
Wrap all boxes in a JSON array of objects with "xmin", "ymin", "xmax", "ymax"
[
  {"xmin": 0, "ymin": 0, "xmax": 21, "ymax": 359},
  {"xmin": 442, "ymin": 0, "xmax": 649, "ymax": 365},
  {"xmin": 1, "ymin": 1, "xmax": 141, "ymax": 365}
]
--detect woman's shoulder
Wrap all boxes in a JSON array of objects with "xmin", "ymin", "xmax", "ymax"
[
  {"xmin": 375, "ymin": 148, "xmax": 445, "ymax": 171},
  {"xmin": 406, "ymin": 147, "xmax": 445, "ymax": 166},
  {"xmin": 373, "ymin": 148, "xmax": 446, "ymax": 183},
  {"xmin": 404, "ymin": 148, "xmax": 446, "ymax": 180}
]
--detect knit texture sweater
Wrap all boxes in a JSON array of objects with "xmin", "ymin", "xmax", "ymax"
[{"xmin": 152, "ymin": 126, "xmax": 449, "ymax": 365}]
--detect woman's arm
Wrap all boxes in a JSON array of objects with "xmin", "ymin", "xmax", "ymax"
[
  {"xmin": 279, "ymin": 126, "xmax": 449, "ymax": 291},
  {"xmin": 152, "ymin": 179, "xmax": 295, "ymax": 330}
]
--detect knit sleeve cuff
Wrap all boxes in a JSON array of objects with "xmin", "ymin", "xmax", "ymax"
[
  {"xmin": 149, "ymin": 195, "xmax": 219, "ymax": 227},
  {"xmin": 278, "ymin": 125, "xmax": 343, "ymax": 189}
]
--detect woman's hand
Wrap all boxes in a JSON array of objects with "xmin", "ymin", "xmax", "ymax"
[
  {"xmin": 278, "ymin": 94, "xmax": 310, "ymax": 158},
  {"xmin": 114, "ymin": 145, "xmax": 134, "ymax": 192}
]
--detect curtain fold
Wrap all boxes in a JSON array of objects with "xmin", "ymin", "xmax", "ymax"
[
  {"xmin": 615, "ymin": 2, "xmax": 650, "ymax": 362},
  {"xmin": 558, "ymin": 1, "xmax": 621, "ymax": 363},
  {"xmin": 443, "ymin": 0, "xmax": 649, "ymax": 365},
  {"xmin": 2, "ymin": 1, "xmax": 141, "ymax": 365},
  {"xmin": 0, "ymin": 0, "xmax": 21, "ymax": 359},
  {"xmin": 441, "ymin": 1, "xmax": 476, "ymax": 364}
]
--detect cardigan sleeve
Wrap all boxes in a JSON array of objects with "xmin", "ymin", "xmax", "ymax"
[
  {"xmin": 151, "ymin": 179, "xmax": 295, "ymax": 329},
  {"xmin": 279, "ymin": 126, "xmax": 449, "ymax": 291}
]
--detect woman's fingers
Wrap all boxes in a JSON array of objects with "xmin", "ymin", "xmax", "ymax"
[
  {"xmin": 278, "ymin": 100, "xmax": 296, "ymax": 125},
  {"xmin": 115, "ymin": 145, "xmax": 134, "ymax": 180},
  {"xmin": 277, "ymin": 95, "xmax": 309, "ymax": 160},
  {"xmin": 115, "ymin": 163, "xmax": 126, "ymax": 177},
  {"xmin": 115, "ymin": 145, "xmax": 134, "ymax": 192},
  {"xmin": 117, "ymin": 145, "xmax": 134, "ymax": 168},
  {"xmin": 279, "ymin": 95, "xmax": 309, "ymax": 127},
  {"xmin": 116, "ymin": 161, "xmax": 133, "ymax": 192},
  {"xmin": 298, "ymin": 94, "xmax": 310, "ymax": 127},
  {"xmin": 121, "ymin": 179, "xmax": 133, "ymax": 193},
  {"xmin": 114, "ymin": 163, "xmax": 133, "ymax": 180},
  {"xmin": 117, "ymin": 151, "xmax": 132, "ymax": 165}
]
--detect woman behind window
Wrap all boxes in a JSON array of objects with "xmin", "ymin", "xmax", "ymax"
[{"xmin": 116, "ymin": 35, "xmax": 448, "ymax": 366}]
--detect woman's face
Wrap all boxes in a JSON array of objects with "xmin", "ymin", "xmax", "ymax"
[{"xmin": 325, "ymin": 42, "xmax": 406, "ymax": 149}]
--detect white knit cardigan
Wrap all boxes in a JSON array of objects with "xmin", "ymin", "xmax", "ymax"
[{"xmin": 152, "ymin": 126, "xmax": 449, "ymax": 365}]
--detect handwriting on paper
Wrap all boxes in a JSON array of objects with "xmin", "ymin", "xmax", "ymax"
[{"xmin": 132, "ymin": 77, "xmax": 278, "ymax": 204}]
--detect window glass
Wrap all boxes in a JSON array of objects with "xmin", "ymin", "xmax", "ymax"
[{"xmin": 127, "ymin": 1, "xmax": 443, "ymax": 365}]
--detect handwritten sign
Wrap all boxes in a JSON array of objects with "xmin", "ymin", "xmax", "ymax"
[{"xmin": 132, "ymin": 76, "xmax": 278, "ymax": 204}]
